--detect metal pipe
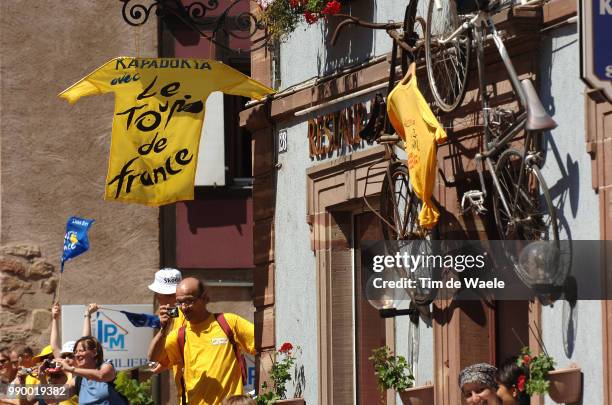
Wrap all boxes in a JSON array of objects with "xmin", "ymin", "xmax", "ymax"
[
  {"xmin": 294, "ymin": 81, "xmax": 389, "ymax": 117},
  {"xmin": 540, "ymin": 16, "xmax": 577, "ymax": 33}
]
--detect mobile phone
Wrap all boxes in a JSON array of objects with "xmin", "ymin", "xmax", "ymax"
[{"xmin": 167, "ymin": 306, "xmax": 179, "ymax": 318}]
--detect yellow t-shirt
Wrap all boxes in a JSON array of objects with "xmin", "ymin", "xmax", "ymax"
[
  {"xmin": 163, "ymin": 313, "xmax": 255, "ymax": 405},
  {"xmin": 170, "ymin": 310, "xmax": 187, "ymax": 400},
  {"xmin": 25, "ymin": 375, "xmax": 40, "ymax": 385},
  {"xmin": 59, "ymin": 57, "xmax": 274, "ymax": 206},
  {"xmin": 387, "ymin": 64, "xmax": 447, "ymax": 228}
]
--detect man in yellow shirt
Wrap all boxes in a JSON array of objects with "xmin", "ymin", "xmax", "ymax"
[{"xmin": 148, "ymin": 278, "xmax": 255, "ymax": 405}]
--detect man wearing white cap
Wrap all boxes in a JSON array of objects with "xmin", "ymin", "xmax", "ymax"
[
  {"xmin": 149, "ymin": 268, "xmax": 183, "ymax": 305},
  {"xmin": 148, "ymin": 268, "xmax": 186, "ymax": 401}
]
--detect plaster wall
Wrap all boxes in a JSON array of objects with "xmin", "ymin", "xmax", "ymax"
[
  {"xmin": 279, "ymin": 0, "xmax": 415, "ymax": 91},
  {"xmin": 0, "ymin": 0, "xmax": 159, "ymax": 325},
  {"xmin": 538, "ymin": 25, "xmax": 604, "ymax": 404},
  {"xmin": 274, "ymin": 119, "xmax": 319, "ymax": 402}
]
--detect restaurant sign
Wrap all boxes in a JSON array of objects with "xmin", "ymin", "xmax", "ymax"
[
  {"xmin": 308, "ymin": 102, "xmax": 368, "ymax": 157},
  {"xmin": 580, "ymin": 0, "xmax": 612, "ymax": 101}
]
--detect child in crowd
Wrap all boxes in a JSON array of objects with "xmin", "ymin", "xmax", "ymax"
[{"xmin": 496, "ymin": 357, "xmax": 530, "ymax": 405}]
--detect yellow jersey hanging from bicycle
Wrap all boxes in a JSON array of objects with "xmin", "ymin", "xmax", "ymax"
[{"xmin": 387, "ymin": 63, "xmax": 446, "ymax": 229}]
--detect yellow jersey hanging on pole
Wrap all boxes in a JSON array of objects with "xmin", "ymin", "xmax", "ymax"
[
  {"xmin": 387, "ymin": 63, "xmax": 447, "ymax": 229},
  {"xmin": 60, "ymin": 57, "xmax": 274, "ymax": 206}
]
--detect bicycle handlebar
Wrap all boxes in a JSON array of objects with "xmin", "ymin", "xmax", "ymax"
[{"xmin": 330, "ymin": 13, "xmax": 403, "ymax": 46}]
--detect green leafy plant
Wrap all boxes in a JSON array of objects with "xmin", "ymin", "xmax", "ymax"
[
  {"xmin": 114, "ymin": 370, "xmax": 154, "ymax": 405},
  {"xmin": 370, "ymin": 346, "xmax": 414, "ymax": 394},
  {"xmin": 256, "ymin": 0, "xmax": 343, "ymax": 41},
  {"xmin": 517, "ymin": 347, "xmax": 556, "ymax": 395},
  {"xmin": 256, "ymin": 342, "xmax": 301, "ymax": 405}
]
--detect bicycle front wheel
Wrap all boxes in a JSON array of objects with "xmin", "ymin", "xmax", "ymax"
[
  {"xmin": 492, "ymin": 148, "xmax": 559, "ymax": 243},
  {"xmin": 425, "ymin": 0, "xmax": 471, "ymax": 112}
]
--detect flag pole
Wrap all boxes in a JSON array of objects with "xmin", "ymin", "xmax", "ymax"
[
  {"xmin": 55, "ymin": 261, "xmax": 63, "ymax": 304},
  {"xmin": 98, "ymin": 307, "xmax": 122, "ymax": 313},
  {"xmin": 99, "ymin": 311, "xmax": 130, "ymax": 335}
]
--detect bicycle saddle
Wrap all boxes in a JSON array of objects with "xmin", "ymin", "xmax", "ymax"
[
  {"xmin": 378, "ymin": 134, "xmax": 401, "ymax": 143},
  {"xmin": 521, "ymin": 79, "xmax": 557, "ymax": 132}
]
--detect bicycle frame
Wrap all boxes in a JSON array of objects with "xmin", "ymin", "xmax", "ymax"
[
  {"xmin": 332, "ymin": 0, "xmax": 426, "ymax": 240},
  {"xmin": 440, "ymin": 6, "xmax": 537, "ymax": 221}
]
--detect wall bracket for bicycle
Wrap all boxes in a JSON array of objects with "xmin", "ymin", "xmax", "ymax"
[{"xmin": 119, "ymin": 0, "xmax": 271, "ymax": 53}]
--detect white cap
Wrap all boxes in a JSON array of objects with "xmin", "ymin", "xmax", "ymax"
[
  {"xmin": 148, "ymin": 268, "xmax": 182, "ymax": 295},
  {"xmin": 61, "ymin": 341, "xmax": 76, "ymax": 355}
]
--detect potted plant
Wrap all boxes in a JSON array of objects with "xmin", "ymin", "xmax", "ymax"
[
  {"xmin": 546, "ymin": 365, "xmax": 582, "ymax": 404},
  {"xmin": 257, "ymin": 342, "xmax": 304, "ymax": 405},
  {"xmin": 370, "ymin": 346, "xmax": 432, "ymax": 405},
  {"xmin": 516, "ymin": 347, "xmax": 556, "ymax": 396},
  {"xmin": 256, "ymin": 0, "xmax": 344, "ymax": 41},
  {"xmin": 516, "ymin": 347, "xmax": 582, "ymax": 403}
]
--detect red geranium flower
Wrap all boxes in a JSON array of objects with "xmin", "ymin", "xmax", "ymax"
[
  {"xmin": 523, "ymin": 354, "xmax": 531, "ymax": 365},
  {"xmin": 322, "ymin": 0, "xmax": 341, "ymax": 15},
  {"xmin": 517, "ymin": 374, "xmax": 526, "ymax": 392},
  {"xmin": 304, "ymin": 11, "xmax": 319, "ymax": 24},
  {"xmin": 279, "ymin": 342, "xmax": 293, "ymax": 353}
]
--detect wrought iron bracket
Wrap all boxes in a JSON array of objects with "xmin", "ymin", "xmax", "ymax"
[{"xmin": 120, "ymin": 0, "xmax": 270, "ymax": 54}]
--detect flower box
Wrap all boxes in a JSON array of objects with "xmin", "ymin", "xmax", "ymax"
[
  {"xmin": 274, "ymin": 399, "xmax": 305, "ymax": 405},
  {"xmin": 547, "ymin": 366, "xmax": 582, "ymax": 404},
  {"xmin": 398, "ymin": 384, "xmax": 434, "ymax": 405}
]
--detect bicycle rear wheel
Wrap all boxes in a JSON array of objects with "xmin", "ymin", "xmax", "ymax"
[
  {"xmin": 380, "ymin": 162, "xmax": 420, "ymax": 241},
  {"xmin": 425, "ymin": 0, "xmax": 471, "ymax": 112},
  {"xmin": 492, "ymin": 148, "xmax": 559, "ymax": 243},
  {"xmin": 380, "ymin": 162, "xmax": 440, "ymax": 305}
]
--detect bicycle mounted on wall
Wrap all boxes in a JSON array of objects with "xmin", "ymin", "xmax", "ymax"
[
  {"xmin": 332, "ymin": 0, "xmax": 560, "ymax": 308},
  {"xmin": 333, "ymin": 0, "xmax": 559, "ymax": 246}
]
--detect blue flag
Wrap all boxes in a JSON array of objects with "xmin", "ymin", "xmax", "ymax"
[
  {"xmin": 61, "ymin": 216, "xmax": 95, "ymax": 272},
  {"xmin": 120, "ymin": 311, "xmax": 161, "ymax": 328}
]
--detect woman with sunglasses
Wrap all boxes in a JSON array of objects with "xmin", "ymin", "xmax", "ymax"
[
  {"xmin": 55, "ymin": 304, "xmax": 127, "ymax": 405},
  {"xmin": 52, "ymin": 304, "xmax": 127, "ymax": 405}
]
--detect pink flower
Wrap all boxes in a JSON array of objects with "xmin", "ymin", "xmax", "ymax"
[
  {"xmin": 279, "ymin": 342, "xmax": 293, "ymax": 353},
  {"xmin": 304, "ymin": 11, "xmax": 319, "ymax": 24},
  {"xmin": 523, "ymin": 355, "xmax": 531, "ymax": 365},
  {"xmin": 517, "ymin": 374, "xmax": 526, "ymax": 392},
  {"xmin": 322, "ymin": 0, "xmax": 341, "ymax": 15}
]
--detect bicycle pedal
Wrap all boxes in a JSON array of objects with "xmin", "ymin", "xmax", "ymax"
[{"xmin": 461, "ymin": 190, "xmax": 487, "ymax": 214}]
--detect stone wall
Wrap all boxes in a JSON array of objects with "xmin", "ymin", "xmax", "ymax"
[
  {"xmin": 0, "ymin": 0, "xmax": 160, "ymax": 340},
  {"xmin": 0, "ymin": 244, "xmax": 56, "ymax": 350}
]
